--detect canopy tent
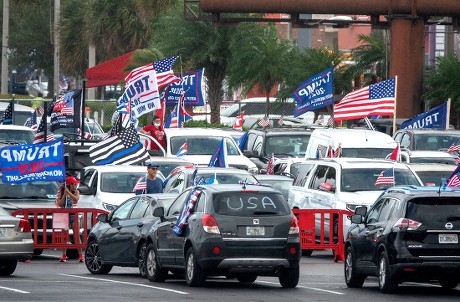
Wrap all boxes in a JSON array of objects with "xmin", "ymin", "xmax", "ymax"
[{"xmin": 85, "ymin": 50, "xmax": 138, "ymax": 88}]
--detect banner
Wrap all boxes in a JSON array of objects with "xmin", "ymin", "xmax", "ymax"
[
  {"xmin": 400, "ymin": 102, "xmax": 448, "ymax": 129},
  {"xmin": 292, "ymin": 67, "xmax": 334, "ymax": 117},
  {"xmin": 50, "ymin": 89, "xmax": 82, "ymax": 131},
  {"xmin": 164, "ymin": 69, "xmax": 205, "ymax": 107},
  {"xmin": 0, "ymin": 138, "xmax": 65, "ymax": 183}
]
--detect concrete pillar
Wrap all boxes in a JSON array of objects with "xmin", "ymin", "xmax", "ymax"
[{"xmin": 389, "ymin": 16, "xmax": 425, "ymax": 119}]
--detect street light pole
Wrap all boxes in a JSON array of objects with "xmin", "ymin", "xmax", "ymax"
[{"xmin": 1, "ymin": 0, "xmax": 10, "ymax": 95}]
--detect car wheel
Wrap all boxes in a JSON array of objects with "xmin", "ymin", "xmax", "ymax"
[
  {"xmin": 85, "ymin": 240, "xmax": 112, "ymax": 274},
  {"xmin": 302, "ymin": 250, "xmax": 313, "ymax": 257},
  {"xmin": 145, "ymin": 244, "xmax": 167, "ymax": 282},
  {"xmin": 278, "ymin": 263, "xmax": 299, "ymax": 288},
  {"xmin": 236, "ymin": 274, "xmax": 257, "ymax": 283},
  {"xmin": 439, "ymin": 280, "xmax": 458, "ymax": 289},
  {"xmin": 138, "ymin": 243, "xmax": 147, "ymax": 278},
  {"xmin": 344, "ymin": 247, "xmax": 365, "ymax": 288},
  {"xmin": 185, "ymin": 248, "xmax": 205, "ymax": 287},
  {"xmin": 378, "ymin": 251, "xmax": 397, "ymax": 293},
  {"xmin": 0, "ymin": 260, "xmax": 18, "ymax": 276}
]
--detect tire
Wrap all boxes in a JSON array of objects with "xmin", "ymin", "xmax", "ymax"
[
  {"xmin": 302, "ymin": 250, "xmax": 313, "ymax": 257},
  {"xmin": 138, "ymin": 243, "xmax": 147, "ymax": 278},
  {"xmin": 33, "ymin": 249, "xmax": 43, "ymax": 256},
  {"xmin": 185, "ymin": 248, "xmax": 206, "ymax": 287},
  {"xmin": 278, "ymin": 263, "xmax": 299, "ymax": 288},
  {"xmin": 344, "ymin": 247, "xmax": 365, "ymax": 288},
  {"xmin": 439, "ymin": 280, "xmax": 458, "ymax": 289},
  {"xmin": 145, "ymin": 244, "xmax": 167, "ymax": 282},
  {"xmin": 85, "ymin": 240, "xmax": 112, "ymax": 274},
  {"xmin": 0, "ymin": 260, "xmax": 18, "ymax": 276},
  {"xmin": 237, "ymin": 274, "xmax": 257, "ymax": 283},
  {"xmin": 378, "ymin": 251, "xmax": 398, "ymax": 293}
]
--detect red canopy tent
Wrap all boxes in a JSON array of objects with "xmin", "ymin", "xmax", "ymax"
[{"xmin": 85, "ymin": 50, "xmax": 138, "ymax": 88}]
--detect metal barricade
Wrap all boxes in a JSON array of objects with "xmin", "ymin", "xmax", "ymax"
[
  {"xmin": 11, "ymin": 208, "xmax": 109, "ymax": 249},
  {"xmin": 292, "ymin": 209, "xmax": 353, "ymax": 262}
]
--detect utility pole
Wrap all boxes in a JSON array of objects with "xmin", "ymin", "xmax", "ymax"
[
  {"xmin": 1, "ymin": 0, "xmax": 9, "ymax": 95},
  {"xmin": 54, "ymin": 0, "xmax": 60, "ymax": 96}
]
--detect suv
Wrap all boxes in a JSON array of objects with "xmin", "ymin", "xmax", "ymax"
[
  {"xmin": 345, "ymin": 186, "xmax": 460, "ymax": 293},
  {"xmin": 394, "ymin": 129, "xmax": 460, "ymax": 151},
  {"xmin": 144, "ymin": 184, "xmax": 301, "ymax": 287},
  {"xmin": 242, "ymin": 128, "xmax": 314, "ymax": 171}
]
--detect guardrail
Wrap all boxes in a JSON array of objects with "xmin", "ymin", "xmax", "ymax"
[
  {"xmin": 292, "ymin": 209, "xmax": 353, "ymax": 262},
  {"xmin": 11, "ymin": 208, "xmax": 109, "ymax": 249}
]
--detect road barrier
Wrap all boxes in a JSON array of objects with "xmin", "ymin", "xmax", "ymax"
[
  {"xmin": 292, "ymin": 209, "xmax": 353, "ymax": 262},
  {"xmin": 11, "ymin": 208, "xmax": 109, "ymax": 250}
]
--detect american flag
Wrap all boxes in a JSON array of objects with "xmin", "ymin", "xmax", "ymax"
[
  {"xmin": 446, "ymin": 165, "xmax": 460, "ymax": 187},
  {"xmin": 374, "ymin": 168, "xmax": 395, "ymax": 186},
  {"xmin": 25, "ymin": 110, "xmax": 38, "ymax": 131},
  {"xmin": 327, "ymin": 117, "xmax": 334, "ymax": 127},
  {"xmin": 278, "ymin": 116, "xmax": 284, "ymax": 126},
  {"xmin": 125, "ymin": 56, "xmax": 181, "ymax": 90},
  {"xmin": 172, "ymin": 189, "xmax": 202, "ymax": 236},
  {"xmin": 132, "ymin": 175, "xmax": 147, "ymax": 192},
  {"xmin": 266, "ymin": 153, "xmax": 275, "ymax": 174},
  {"xmin": 164, "ymin": 95, "xmax": 191, "ymax": 128},
  {"xmin": 447, "ymin": 141, "xmax": 460, "ymax": 153},
  {"xmin": 333, "ymin": 145, "xmax": 341, "ymax": 158},
  {"xmin": 77, "ymin": 128, "xmax": 92, "ymax": 140},
  {"xmin": 233, "ymin": 112, "xmax": 244, "ymax": 131},
  {"xmin": 334, "ymin": 78, "xmax": 396, "ymax": 121},
  {"xmin": 258, "ymin": 116, "xmax": 270, "ymax": 127},
  {"xmin": 1, "ymin": 101, "xmax": 13, "ymax": 124},
  {"xmin": 33, "ymin": 117, "xmax": 54, "ymax": 144},
  {"xmin": 53, "ymin": 92, "xmax": 75, "ymax": 115}
]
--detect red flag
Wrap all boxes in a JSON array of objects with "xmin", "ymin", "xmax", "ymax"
[
  {"xmin": 389, "ymin": 144, "xmax": 400, "ymax": 161},
  {"xmin": 233, "ymin": 112, "xmax": 244, "ymax": 131}
]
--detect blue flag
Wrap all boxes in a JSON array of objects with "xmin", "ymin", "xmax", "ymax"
[
  {"xmin": 165, "ymin": 69, "xmax": 205, "ymax": 107},
  {"xmin": 208, "ymin": 138, "xmax": 227, "ymax": 168},
  {"xmin": 292, "ymin": 67, "xmax": 334, "ymax": 117},
  {"xmin": 237, "ymin": 131, "xmax": 248, "ymax": 151},
  {"xmin": 401, "ymin": 102, "xmax": 448, "ymax": 129}
]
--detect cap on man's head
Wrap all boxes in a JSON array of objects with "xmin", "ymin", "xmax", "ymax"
[
  {"xmin": 147, "ymin": 162, "xmax": 160, "ymax": 168},
  {"xmin": 66, "ymin": 176, "xmax": 80, "ymax": 184}
]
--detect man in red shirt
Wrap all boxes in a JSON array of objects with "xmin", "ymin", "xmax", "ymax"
[{"xmin": 140, "ymin": 116, "xmax": 167, "ymax": 151}]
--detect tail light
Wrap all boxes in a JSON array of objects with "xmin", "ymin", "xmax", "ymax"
[
  {"xmin": 18, "ymin": 219, "xmax": 31, "ymax": 233},
  {"xmin": 202, "ymin": 214, "xmax": 220, "ymax": 234},
  {"xmin": 393, "ymin": 218, "xmax": 421, "ymax": 231},
  {"xmin": 288, "ymin": 216, "xmax": 299, "ymax": 235}
]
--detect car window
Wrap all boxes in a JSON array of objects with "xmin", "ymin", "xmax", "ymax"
[
  {"xmin": 163, "ymin": 173, "xmax": 179, "ymax": 192},
  {"xmin": 212, "ymin": 192, "xmax": 290, "ymax": 216},
  {"xmin": 225, "ymin": 138, "xmax": 240, "ymax": 155},
  {"xmin": 406, "ymin": 197, "xmax": 460, "ymax": 222},
  {"xmin": 378, "ymin": 198, "xmax": 395, "ymax": 222},
  {"xmin": 246, "ymin": 132, "xmax": 258, "ymax": 151},
  {"xmin": 309, "ymin": 165, "xmax": 329, "ymax": 190},
  {"xmin": 101, "ymin": 172, "xmax": 147, "ymax": 193},
  {"xmin": 129, "ymin": 197, "xmax": 149, "ymax": 219},
  {"xmin": 0, "ymin": 129, "xmax": 34, "ymax": 144},
  {"xmin": 169, "ymin": 173, "xmax": 185, "ymax": 193},
  {"xmin": 170, "ymin": 136, "xmax": 237, "ymax": 155},
  {"xmin": 293, "ymin": 163, "xmax": 315, "ymax": 187},
  {"xmin": 341, "ymin": 168, "xmax": 421, "ymax": 191},
  {"xmin": 167, "ymin": 190, "xmax": 191, "ymax": 216},
  {"xmin": 265, "ymin": 135, "xmax": 310, "ymax": 157},
  {"xmin": 252, "ymin": 135, "xmax": 264, "ymax": 154},
  {"xmin": 290, "ymin": 162, "xmax": 304, "ymax": 179},
  {"xmin": 400, "ymin": 133, "xmax": 411, "ymax": 149},
  {"xmin": 83, "ymin": 169, "xmax": 95, "ymax": 187},
  {"xmin": 194, "ymin": 192, "xmax": 206, "ymax": 212},
  {"xmin": 112, "ymin": 197, "xmax": 138, "ymax": 221},
  {"xmin": 366, "ymin": 199, "xmax": 384, "ymax": 224}
]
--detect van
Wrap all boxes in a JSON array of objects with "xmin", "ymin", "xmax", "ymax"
[
  {"xmin": 305, "ymin": 128, "xmax": 397, "ymax": 159},
  {"xmin": 0, "ymin": 102, "xmax": 34, "ymax": 126}
]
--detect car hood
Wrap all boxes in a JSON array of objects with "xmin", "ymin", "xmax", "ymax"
[
  {"xmin": 0, "ymin": 198, "xmax": 56, "ymax": 212},
  {"xmin": 338, "ymin": 191, "xmax": 383, "ymax": 207}
]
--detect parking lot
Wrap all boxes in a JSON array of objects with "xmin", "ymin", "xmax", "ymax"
[{"xmin": 1, "ymin": 249, "xmax": 459, "ymax": 302}]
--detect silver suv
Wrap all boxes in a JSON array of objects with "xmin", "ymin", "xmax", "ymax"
[{"xmin": 394, "ymin": 129, "xmax": 460, "ymax": 151}]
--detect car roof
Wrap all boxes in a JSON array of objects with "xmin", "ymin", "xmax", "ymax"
[
  {"xmin": 302, "ymin": 157, "xmax": 412, "ymax": 169},
  {"xmin": 249, "ymin": 127, "xmax": 315, "ymax": 135},
  {"xmin": 164, "ymin": 128, "xmax": 234, "ymax": 137},
  {"xmin": 404, "ymin": 150, "xmax": 458, "ymax": 158},
  {"xmin": 149, "ymin": 157, "xmax": 193, "ymax": 164},
  {"xmin": 197, "ymin": 183, "xmax": 281, "ymax": 194},
  {"xmin": 84, "ymin": 165, "xmax": 149, "ymax": 172},
  {"xmin": 0, "ymin": 125, "xmax": 35, "ymax": 131},
  {"xmin": 384, "ymin": 185, "xmax": 460, "ymax": 197},
  {"xmin": 397, "ymin": 129, "xmax": 460, "ymax": 134},
  {"xmin": 407, "ymin": 163, "xmax": 457, "ymax": 172},
  {"xmin": 170, "ymin": 166, "xmax": 253, "ymax": 175}
]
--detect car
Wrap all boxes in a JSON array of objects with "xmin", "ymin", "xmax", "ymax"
[
  {"xmin": 393, "ymin": 128, "xmax": 460, "ymax": 151},
  {"xmin": 0, "ymin": 102, "xmax": 34, "ymax": 126},
  {"xmin": 52, "ymin": 118, "xmax": 106, "ymax": 140},
  {"xmin": 0, "ymin": 205, "xmax": 33, "ymax": 275},
  {"xmin": 84, "ymin": 193, "xmax": 178, "ymax": 276},
  {"xmin": 408, "ymin": 163, "xmax": 456, "ymax": 186},
  {"xmin": 244, "ymin": 115, "xmax": 311, "ymax": 129},
  {"xmin": 242, "ymin": 128, "xmax": 314, "ymax": 171},
  {"xmin": 143, "ymin": 184, "xmax": 301, "ymax": 287},
  {"xmin": 345, "ymin": 186, "xmax": 460, "ymax": 293},
  {"xmin": 287, "ymin": 158, "xmax": 423, "ymax": 240},
  {"xmin": 0, "ymin": 125, "xmax": 35, "ymax": 144},
  {"xmin": 271, "ymin": 157, "xmax": 305, "ymax": 177},
  {"xmin": 78, "ymin": 165, "xmax": 165, "ymax": 212},
  {"xmin": 163, "ymin": 166, "xmax": 259, "ymax": 194},
  {"xmin": 399, "ymin": 150, "xmax": 459, "ymax": 164},
  {"xmin": 149, "ymin": 156, "xmax": 193, "ymax": 177},
  {"xmin": 253, "ymin": 174, "xmax": 293, "ymax": 201}
]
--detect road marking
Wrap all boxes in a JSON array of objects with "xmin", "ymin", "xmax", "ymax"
[
  {"xmin": 0, "ymin": 285, "xmax": 30, "ymax": 294},
  {"xmin": 257, "ymin": 281, "xmax": 345, "ymax": 295},
  {"xmin": 59, "ymin": 274, "xmax": 188, "ymax": 295}
]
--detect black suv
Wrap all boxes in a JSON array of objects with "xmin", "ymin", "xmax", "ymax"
[
  {"xmin": 144, "ymin": 184, "xmax": 301, "ymax": 287},
  {"xmin": 344, "ymin": 186, "xmax": 460, "ymax": 293},
  {"xmin": 242, "ymin": 128, "xmax": 314, "ymax": 171}
]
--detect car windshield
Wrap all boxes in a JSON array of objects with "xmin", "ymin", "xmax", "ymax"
[
  {"xmin": 101, "ymin": 172, "xmax": 153, "ymax": 193},
  {"xmin": 341, "ymin": 148, "xmax": 394, "ymax": 159},
  {"xmin": 410, "ymin": 157, "xmax": 457, "ymax": 165},
  {"xmin": 265, "ymin": 135, "xmax": 309, "ymax": 157},
  {"xmin": 341, "ymin": 168, "xmax": 421, "ymax": 192},
  {"xmin": 256, "ymin": 179, "xmax": 292, "ymax": 200},
  {"xmin": 414, "ymin": 134, "xmax": 460, "ymax": 151},
  {"xmin": 0, "ymin": 129, "xmax": 34, "ymax": 144},
  {"xmin": 170, "ymin": 136, "xmax": 240, "ymax": 155},
  {"xmin": 413, "ymin": 170, "xmax": 452, "ymax": 186},
  {"xmin": 194, "ymin": 173, "xmax": 258, "ymax": 185},
  {"xmin": 213, "ymin": 191, "xmax": 290, "ymax": 216},
  {"xmin": 0, "ymin": 180, "xmax": 59, "ymax": 199}
]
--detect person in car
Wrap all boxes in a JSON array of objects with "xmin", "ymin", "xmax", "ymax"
[
  {"xmin": 134, "ymin": 162, "xmax": 163, "ymax": 195},
  {"xmin": 140, "ymin": 116, "xmax": 166, "ymax": 151}
]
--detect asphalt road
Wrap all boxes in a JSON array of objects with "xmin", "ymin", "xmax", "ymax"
[{"xmin": 1, "ymin": 249, "xmax": 459, "ymax": 302}]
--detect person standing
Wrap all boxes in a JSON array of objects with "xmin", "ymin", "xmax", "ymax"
[
  {"xmin": 134, "ymin": 162, "xmax": 163, "ymax": 195},
  {"xmin": 56, "ymin": 176, "xmax": 83, "ymax": 263},
  {"xmin": 140, "ymin": 116, "xmax": 167, "ymax": 151}
]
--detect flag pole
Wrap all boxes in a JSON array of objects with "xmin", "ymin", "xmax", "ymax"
[
  {"xmin": 43, "ymin": 100, "xmax": 48, "ymax": 143},
  {"xmin": 446, "ymin": 98, "xmax": 451, "ymax": 130},
  {"xmin": 392, "ymin": 75, "xmax": 398, "ymax": 136},
  {"xmin": 81, "ymin": 80, "xmax": 86, "ymax": 145}
]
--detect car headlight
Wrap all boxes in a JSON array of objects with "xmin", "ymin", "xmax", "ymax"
[
  {"xmin": 248, "ymin": 167, "xmax": 259, "ymax": 174},
  {"xmin": 102, "ymin": 202, "xmax": 117, "ymax": 212}
]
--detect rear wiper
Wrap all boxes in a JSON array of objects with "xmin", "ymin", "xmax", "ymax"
[
  {"xmin": 253, "ymin": 211, "xmax": 278, "ymax": 215},
  {"xmin": 446, "ymin": 216, "xmax": 460, "ymax": 222}
]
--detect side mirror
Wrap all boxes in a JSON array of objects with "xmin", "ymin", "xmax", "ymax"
[
  {"xmin": 351, "ymin": 214, "xmax": 363, "ymax": 224},
  {"xmin": 97, "ymin": 213, "xmax": 108, "ymax": 223},
  {"xmin": 355, "ymin": 206, "xmax": 367, "ymax": 216},
  {"xmin": 152, "ymin": 207, "xmax": 165, "ymax": 218},
  {"xmin": 79, "ymin": 184, "xmax": 96, "ymax": 195}
]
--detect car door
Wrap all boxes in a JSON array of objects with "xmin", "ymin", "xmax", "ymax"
[
  {"xmin": 97, "ymin": 197, "xmax": 139, "ymax": 264},
  {"xmin": 308, "ymin": 165, "xmax": 336, "ymax": 209}
]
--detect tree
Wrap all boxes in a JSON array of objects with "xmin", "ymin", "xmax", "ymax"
[{"xmin": 227, "ymin": 24, "xmax": 292, "ymax": 116}]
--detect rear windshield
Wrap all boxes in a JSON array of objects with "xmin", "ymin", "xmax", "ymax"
[
  {"xmin": 212, "ymin": 192, "xmax": 290, "ymax": 216},
  {"xmin": 406, "ymin": 197, "xmax": 460, "ymax": 222},
  {"xmin": 414, "ymin": 171, "xmax": 452, "ymax": 186},
  {"xmin": 341, "ymin": 148, "xmax": 394, "ymax": 159},
  {"xmin": 0, "ymin": 129, "xmax": 34, "ymax": 144}
]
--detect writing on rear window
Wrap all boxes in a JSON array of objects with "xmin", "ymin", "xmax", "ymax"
[
  {"xmin": 225, "ymin": 196, "xmax": 277, "ymax": 211},
  {"xmin": 213, "ymin": 192, "xmax": 291, "ymax": 216}
]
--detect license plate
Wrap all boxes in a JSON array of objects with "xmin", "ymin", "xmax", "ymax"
[
  {"xmin": 246, "ymin": 226, "xmax": 265, "ymax": 236},
  {"xmin": 0, "ymin": 227, "xmax": 7, "ymax": 237},
  {"xmin": 439, "ymin": 234, "xmax": 458, "ymax": 244}
]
